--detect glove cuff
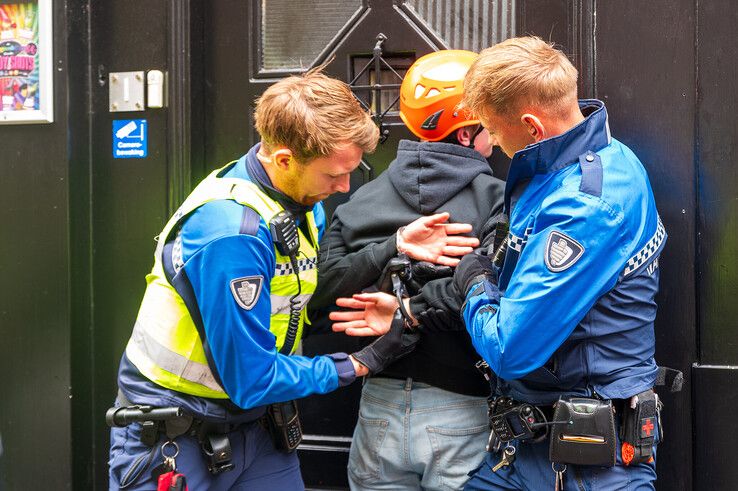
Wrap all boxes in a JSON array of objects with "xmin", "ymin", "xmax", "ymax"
[{"xmin": 464, "ymin": 274, "xmax": 490, "ymax": 296}]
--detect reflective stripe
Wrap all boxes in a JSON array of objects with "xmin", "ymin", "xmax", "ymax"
[
  {"xmin": 129, "ymin": 322, "xmax": 225, "ymax": 393},
  {"xmin": 270, "ymin": 293, "xmax": 314, "ymax": 315},
  {"xmin": 623, "ymin": 217, "xmax": 665, "ymax": 276}
]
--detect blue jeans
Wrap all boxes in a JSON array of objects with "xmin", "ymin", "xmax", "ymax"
[
  {"xmin": 348, "ymin": 377, "xmax": 489, "ymax": 491},
  {"xmin": 464, "ymin": 416, "xmax": 659, "ymax": 490},
  {"xmin": 109, "ymin": 419, "xmax": 304, "ymax": 490}
]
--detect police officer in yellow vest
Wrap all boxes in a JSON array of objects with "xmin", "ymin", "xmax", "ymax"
[{"xmin": 108, "ymin": 69, "xmax": 478, "ymax": 490}]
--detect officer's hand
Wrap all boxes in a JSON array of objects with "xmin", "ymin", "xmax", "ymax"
[
  {"xmin": 411, "ymin": 261, "xmax": 454, "ymax": 283},
  {"xmin": 331, "ymin": 292, "xmax": 417, "ymax": 336},
  {"xmin": 453, "ymin": 252, "xmax": 497, "ymax": 296},
  {"xmin": 350, "ymin": 309, "xmax": 421, "ymax": 375},
  {"xmin": 397, "ymin": 212, "xmax": 479, "ymax": 267}
]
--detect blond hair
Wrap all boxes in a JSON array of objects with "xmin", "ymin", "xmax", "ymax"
[
  {"xmin": 254, "ymin": 68, "xmax": 379, "ymax": 163},
  {"xmin": 463, "ymin": 36, "xmax": 578, "ymax": 119}
]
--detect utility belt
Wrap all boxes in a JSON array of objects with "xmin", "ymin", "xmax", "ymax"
[
  {"xmin": 486, "ymin": 391, "xmax": 662, "ymax": 466},
  {"xmin": 107, "ymin": 391, "xmax": 303, "ymax": 488}
]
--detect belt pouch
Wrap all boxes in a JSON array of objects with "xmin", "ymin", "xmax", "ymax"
[
  {"xmin": 198, "ymin": 424, "xmax": 235, "ymax": 475},
  {"xmin": 549, "ymin": 397, "xmax": 616, "ymax": 467},
  {"xmin": 619, "ymin": 389, "xmax": 658, "ymax": 465}
]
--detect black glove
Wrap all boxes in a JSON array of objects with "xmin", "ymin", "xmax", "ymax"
[
  {"xmin": 453, "ymin": 252, "xmax": 497, "ymax": 296},
  {"xmin": 351, "ymin": 309, "xmax": 420, "ymax": 375},
  {"xmin": 414, "ymin": 306, "xmax": 464, "ymax": 332},
  {"xmin": 406, "ymin": 261, "xmax": 453, "ymax": 295},
  {"xmin": 411, "ymin": 261, "xmax": 453, "ymax": 283}
]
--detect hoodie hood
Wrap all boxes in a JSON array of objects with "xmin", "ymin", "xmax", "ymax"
[{"xmin": 387, "ymin": 140, "xmax": 493, "ymax": 214}]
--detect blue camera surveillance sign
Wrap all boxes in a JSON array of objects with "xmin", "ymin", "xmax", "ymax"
[{"xmin": 113, "ymin": 119, "xmax": 148, "ymax": 158}]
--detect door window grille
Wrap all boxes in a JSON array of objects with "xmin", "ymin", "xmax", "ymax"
[
  {"xmin": 350, "ymin": 53, "xmax": 414, "ymax": 118},
  {"xmin": 260, "ymin": 0, "xmax": 363, "ymax": 71},
  {"xmin": 402, "ymin": 0, "xmax": 516, "ymax": 52}
]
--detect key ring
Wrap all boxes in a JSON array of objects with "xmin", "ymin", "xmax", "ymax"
[
  {"xmin": 552, "ymin": 462, "xmax": 567, "ymax": 473},
  {"xmin": 161, "ymin": 440, "xmax": 180, "ymax": 460}
]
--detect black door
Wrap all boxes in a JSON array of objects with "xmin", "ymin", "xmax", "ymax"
[
  {"xmin": 201, "ymin": 2, "xmax": 695, "ymax": 489},
  {"xmin": 81, "ymin": 1, "xmax": 205, "ymax": 487}
]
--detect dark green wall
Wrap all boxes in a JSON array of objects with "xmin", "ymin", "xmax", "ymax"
[{"xmin": 0, "ymin": 1, "xmax": 84, "ymax": 489}]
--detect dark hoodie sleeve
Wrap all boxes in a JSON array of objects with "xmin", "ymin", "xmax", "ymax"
[{"xmin": 309, "ymin": 214, "xmax": 399, "ymax": 310}]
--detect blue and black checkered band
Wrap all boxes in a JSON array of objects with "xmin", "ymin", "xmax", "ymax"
[
  {"xmin": 623, "ymin": 217, "xmax": 666, "ymax": 277},
  {"xmin": 274, "ymin": 257, "xmax": 316, "ymax": 276},
  {"xmin": 171, "ymin": 232, "xmax": 185, "ymax": 274},
  {"xmin": 508, "ymin": 227, "xmax": 533, "ymax": 252}
]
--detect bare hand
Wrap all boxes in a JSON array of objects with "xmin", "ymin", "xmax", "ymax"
[
  {"xmin": 330, "ymin": 292, "xmax": 399, "ymax": 336},
  {"xmin": 398, "ymin": 212, "xmax": 479, "ymax": 266}
]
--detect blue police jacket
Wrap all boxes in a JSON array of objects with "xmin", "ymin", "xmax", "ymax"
[
  {"xmin": 118, "ymin": 144, "xmax": 355, "ymax": 421},
  {"xmin": 463, "ymin": 100, "xmax": 666, "ymax": 405}
]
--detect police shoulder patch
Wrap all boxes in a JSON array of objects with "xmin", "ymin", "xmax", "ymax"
[
  {"xmin": 544, "ymin": 231, "xmax": 584, "ymax": 272},
  {"xmin": 230, "ymin": 276, "xmax": 264, "ymax": 310}
]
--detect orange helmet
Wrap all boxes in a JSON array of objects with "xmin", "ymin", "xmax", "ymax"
[{"xmin": 399, "ymin": 50, "xmax": 480, "ymax": 141}]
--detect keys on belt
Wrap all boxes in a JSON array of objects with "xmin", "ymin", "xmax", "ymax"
[{"xmin": 491, "ymin": 446, "xmax": 516, "ymax": 472}]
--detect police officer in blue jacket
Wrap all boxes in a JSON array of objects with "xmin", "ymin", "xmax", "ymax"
[
  {"xmin": 326, "ymin": 36, "xmax": 674, "ymax": 490},
  {"xmin": 106, "ymin": 70, "xmax": 389, "ymax": 490},
  {"xmin": 453, "ymin": 36, "xmax": 669, "ymax": 489}
]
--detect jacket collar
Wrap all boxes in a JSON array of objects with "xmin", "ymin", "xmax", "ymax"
[{"xmin": 504, "ymin": 99, "xmax": 611, "ymax": 212}]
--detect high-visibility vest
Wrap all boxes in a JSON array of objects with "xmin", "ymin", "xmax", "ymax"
[{"xmin": 125, "ymin": 163, "xmax": 319, "ymax": 399}]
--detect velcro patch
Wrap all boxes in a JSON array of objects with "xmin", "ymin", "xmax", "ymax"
[
  {"xmin": 230, "ymin": 276, "xmax": 263, "ymax": 310},
  {"xmin": 640, "ymin": 417, "xmax": 655, "ymax": 438},
  {"xmin": 545, "ymin": 231, "xmax": 584, "ymax": 272}
]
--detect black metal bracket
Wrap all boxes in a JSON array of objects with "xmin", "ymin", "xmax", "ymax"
[{"xmin": 349, "ymin": 33, "xmax": 405, "ymax": 144}]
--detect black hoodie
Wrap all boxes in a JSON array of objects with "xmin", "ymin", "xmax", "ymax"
[{"xmin": 310, "ymin": 140, "xmax": 505, "ymax": 396}]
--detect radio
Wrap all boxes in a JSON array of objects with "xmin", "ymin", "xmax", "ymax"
[
  {"xmin": 266, "ymin": 400, "xmax": 303, "ymax": 452},
  {"xmin": 489, "ymin": 397, "xmax": 546, "ymax": 443}
]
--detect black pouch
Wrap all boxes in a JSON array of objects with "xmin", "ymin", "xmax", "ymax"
[
  {"xmin": 549, "ymin": 397, "xmax": 617, "ymax": 467},
  {"xmin": 201, "ymin": 432, "xmax": 235, "ymax": 474},
  {"xmin": 619, "ymin": 389, "xmax": 659, "ymax": 465}
]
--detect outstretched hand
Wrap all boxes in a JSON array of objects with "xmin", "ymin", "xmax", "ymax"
[
  {"xmin": 330, "ymin": 292, "xmax": 399, "ymax": 337},
  {"xmin": 398, "ymin": 212, "xmax": 479, "ymax": 266}
]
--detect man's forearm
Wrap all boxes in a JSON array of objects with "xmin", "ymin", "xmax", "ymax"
[
  {"xmin": 313, "ymin": 235, "xmax": 397, "ymax": 308},
  {"xmin": 349, "ymin": 355, "xmax": 369, "ymax": 377}
]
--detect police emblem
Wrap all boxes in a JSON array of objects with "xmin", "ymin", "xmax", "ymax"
[
  {"xmin": 230, "ymin": 276, "xmax": 264, "ymax": 310},
  {"xmin": 544, "ymin": 231, "xmax": 584, "ymax": 272}
]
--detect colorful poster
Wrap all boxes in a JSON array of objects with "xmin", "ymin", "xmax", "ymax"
[{"xmin": 0, "ymin": 2, "xmax": 40, "ymax": 112}]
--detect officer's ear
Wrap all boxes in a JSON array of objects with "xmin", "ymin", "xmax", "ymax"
[
  {"xmin": 272, "ymin": 148, "xmax": 294, "ymax": 170},
  {"xmin": 521, "ymin": 114, "xmax": 546, "ymax": 142}
]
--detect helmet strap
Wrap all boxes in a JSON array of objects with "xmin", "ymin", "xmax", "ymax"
[{"xmin": 467, "ymin": 124, "xmax": 485, "ymax": 150}]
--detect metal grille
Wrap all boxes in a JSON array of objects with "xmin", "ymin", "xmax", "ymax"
[
  {"xmin": 403, "ymin": 0, "xmax": 516, "ymax": 52},
  {"xmin": 260, "ymin": 0, "xmax": 362, "ymax": 71},
  {"xmin": 351, "ymin": 54, "xmax": 414, "ymax": 117}
]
